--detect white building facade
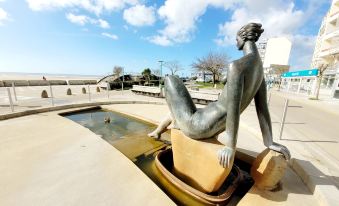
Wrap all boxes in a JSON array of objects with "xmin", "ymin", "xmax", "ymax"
[
  {"xmin": 257, "ymin": 37, "xmax": 292, "ymax": 84},
  {"xmin": 311, "ymin": 0, "xmax": 339, "ymax": 96}
]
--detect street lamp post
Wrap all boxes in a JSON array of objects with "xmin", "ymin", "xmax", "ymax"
[
  {"xmin": 122, "ymin": 67, "xmax": 124, "ymax": 95},
  {"xmin": 158, "ymin": 60, "xmax": 164, "ymax": 87}
]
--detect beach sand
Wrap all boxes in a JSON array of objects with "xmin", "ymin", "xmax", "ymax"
[{"xmin": 0, "ymin": 72, "xmax": 103, "ymax": 81}]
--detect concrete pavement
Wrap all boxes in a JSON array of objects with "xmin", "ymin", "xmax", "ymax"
[
  {"xmin": 240, "ymin": 90, "xmax": 339, "ymax": 205},
  {"xmin": 0, "ymin": 108, "xmax": 175, "ymax": 206},
  {"xmin": 1, "ymin": 87, "xmax": 339, "ymax": 205}
]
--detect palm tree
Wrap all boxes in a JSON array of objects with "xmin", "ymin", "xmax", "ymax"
[{"xmin": 142, "ymin": 68, "xmax": 152, "ymax": 84}]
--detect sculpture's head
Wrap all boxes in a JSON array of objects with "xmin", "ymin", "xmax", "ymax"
[{"xmin": 236, "ymin": 23, "xmax": 264, "ymax": 50}]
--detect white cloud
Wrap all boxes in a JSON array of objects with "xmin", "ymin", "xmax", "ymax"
[
  {"xmin": 148, "ymin": 0, "xmax": 239, "ymax": 46},
  {"xmin": 148, "ymin": 35, "xmax": 172, "ymax": 46},
  {"xmin": 123, "ymin": 4, "xmax": 156, "ymax": 27},
  {"xmin": 102, "ymin": 32, "xmax": 118, "ymax": 40},
  {"xmin": 0, "ymin": 7, "xmax": 8, "ymax": 25},
  {"xmin": 215, "ymin": 1, "xmax": 305, "ymax": 46},
  {"xmin": 26, "ymin": 0, "xmax": 140, "ymax": 15},
  {"xmin": 289, "ymin": 35, "xmax": 317, "ymax": 70},
  {"xmin": 214, "ymin": 0, "xmax": 322, "ymax": 69},
  {"xmin": 66, "ymin": 13, "xmax": 88, "ymax": 25},
  {"xmin": 66, "ymin": 13, "xmax": 110, "ymax": 28},
  {"xmin": 97, "ymin": 19, "xmax": 110, "ymax": 29}
]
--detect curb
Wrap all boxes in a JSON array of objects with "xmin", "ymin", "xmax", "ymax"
[{"xmin": 0, "ymin": 100, "xmax": 165, "ymax": 121}]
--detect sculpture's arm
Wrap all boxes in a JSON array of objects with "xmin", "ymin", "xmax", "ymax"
[
  {"xmin": 254, "ymin": 80, "xmax": 291, "ymax": 160},
  {"xmin": 217, "ymin": 65, "xmax": 244, "ymax": 168}
]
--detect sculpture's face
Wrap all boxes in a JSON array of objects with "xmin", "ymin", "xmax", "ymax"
[{"xmin": 236, "ymin": 35, "xmax": 245, "ymax": 50}]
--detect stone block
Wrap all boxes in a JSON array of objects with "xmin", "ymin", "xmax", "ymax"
[
  {"xmin": 250, "ymin": 148, "xmax": 287, "ymax": 190},
  {"xmin": 171, "ymin": 129, "xmax": 232, "ymax": 193}
]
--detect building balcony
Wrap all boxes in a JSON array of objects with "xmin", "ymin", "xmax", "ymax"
[
  {"xmin": 323, "ymin": 29, "xmax": 339, "ymax": 41},
  {"xmin": 318, "ymin": 47, "xmax": 339, "ymax": 58},
  {"xmin": 328, "ymin": 11, "xmax": 339, "ymax": 23}
]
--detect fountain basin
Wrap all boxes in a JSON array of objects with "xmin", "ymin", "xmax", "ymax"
[{"xmin": 155, "ymin": 148, "xmax": 243, "ymax": 205}]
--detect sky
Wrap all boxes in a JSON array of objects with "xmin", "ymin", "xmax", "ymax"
[{"xmin": 0, "ymin": 0, "xmax": 332, "ymax": 76}]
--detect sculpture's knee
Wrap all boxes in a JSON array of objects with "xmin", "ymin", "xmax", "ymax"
[{"xmin": 165, "ymin": 75, "xmax": 182, "ymax": 89}]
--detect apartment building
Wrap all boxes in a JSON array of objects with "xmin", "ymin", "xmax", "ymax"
[{"xmin": 311, "ymin": 0, "xmax": 339, "ymax": 92}]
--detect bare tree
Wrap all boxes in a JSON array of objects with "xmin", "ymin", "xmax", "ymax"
[
  {"xmin": 113, "ymin": 66, "xmax": 123, "ymax": 77},
  {"xmin": 191, "ymin": 51, "xmax": 229, "ymax": 84},
  {"xmin": 164, "ymin": 60, "xmax": 183, "ymax": 75},
  {"xmin": 314, "ymin": 63, "xmax": 329, "ymax": 100}
]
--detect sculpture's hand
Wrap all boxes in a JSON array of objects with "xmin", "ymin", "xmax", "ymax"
[
  {"xmin": 217, "ymin": 146, "xmax": 235, "ymax": 168},
  {"xmin": 269, "ymin": 142, "xmax": 291, "ymax": 160}
]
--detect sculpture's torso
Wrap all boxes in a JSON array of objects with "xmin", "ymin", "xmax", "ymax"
[{"xmin": 181, "ymin": 44, "xmax": 264, "ymax": 139}]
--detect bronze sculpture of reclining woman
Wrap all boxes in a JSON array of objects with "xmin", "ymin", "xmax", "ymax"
[{"xmin": 148, "ymin": 23, "xmax": 290, "ymax": 168}]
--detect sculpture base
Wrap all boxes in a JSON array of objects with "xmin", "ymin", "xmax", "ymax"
[
  {"xmin": 155, "ymin": 148, "xmax": 242, "ymax": 205},
  {"xmin": 250, "ymin": 148, "xmax": 288, "ymax": 190},
  {"xmin": 171, "ymin": 129, "xmax": 232, "ymax": 193}
]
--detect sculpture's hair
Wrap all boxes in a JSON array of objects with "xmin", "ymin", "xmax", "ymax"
[{"xmin": 237, "ymin": 23, "xmax": 264, "ymax": 42}]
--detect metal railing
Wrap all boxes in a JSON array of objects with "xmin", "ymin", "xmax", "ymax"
[{"xmin": 0, "ymin": 84, "xmax": 154, "ymax": 116}]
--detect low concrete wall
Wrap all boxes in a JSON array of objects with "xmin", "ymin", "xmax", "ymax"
[
  {"xmin": 68, "ymin": 80, "xmax": 97, "ymax": 85},
  {"xmin": 131, "ymin": 85, "xmax": 220, "ymax": 104},
  {"xmin": 3, "ymin": 80, "xmax": 29, "ymax": 87},
  {"xmin": 48, "ymin": 80, "xmax": 68, "ymax": 85},
  {"xmin": 2, "ymin": 80, "xmax": 70, "ymax": 86},
  {"xmin": 131, "ymin": 85, "xmax": 164, "ymax": 98},
  {"xmin": 189, "ymin": 90, "xmax": 219, "ymax": 103},
  {"xmin": 83, "ymin": 80, "xmax": 97, "ymax": 85},
  {"xmin": 28, "ymin": 80, "xmax": 49, "ymax": 86}
]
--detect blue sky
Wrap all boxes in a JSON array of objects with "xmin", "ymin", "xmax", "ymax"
[{"xmin": 0, "ymin": 0, "xmax": 331, "ymax": 76}]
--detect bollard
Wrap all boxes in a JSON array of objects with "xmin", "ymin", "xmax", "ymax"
[
  {"xmin": 107, "ymin": 82, "xmax": 110, "ymax": 99},
  {"xmin": 67, "ymin": 88, "xmax": 72, "ymax": 95},
  {"xmin": 267, "ymin": 92, "xmax": 271, "ymax": 106},
  {"xmin": 279, "ymin": 99, "xmax": 289, "ymax": 140},
  {"xmin": 88, "ymin": 85, "xmax": 91, "ymax": 102},
  {"xmin": 11, "ymin": 82, "xmax": 17, "ymax": 101},
  {"xmin": 49, "ymin": 84, "xmax": 54, "ymax": 106},
  {"xmin": 7, "ymin": 88, "xmax": 14, "ymax": 112}
]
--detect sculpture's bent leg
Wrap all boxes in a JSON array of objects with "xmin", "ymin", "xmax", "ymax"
[
  {"xmin": 148, "ymin": 113, "xmax": 172, "ymax": 139},
  {"xmin": 165, "ymin": 76, "xmax": 197, "ymax": 132}
]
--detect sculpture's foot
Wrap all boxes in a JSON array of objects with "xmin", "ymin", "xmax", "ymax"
[{"xmin": 148, "ymin": 131, "xmax": 160, "ymax": 139}]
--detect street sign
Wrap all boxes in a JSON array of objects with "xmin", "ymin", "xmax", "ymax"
[{"xmin": 281, "ymin": 69, "xmax": 319, "ymax": 78}]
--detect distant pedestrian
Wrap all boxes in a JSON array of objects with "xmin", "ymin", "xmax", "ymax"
[{"xmin": 42, "ymin": 76, "xmax": 46, "ymax": 81}]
